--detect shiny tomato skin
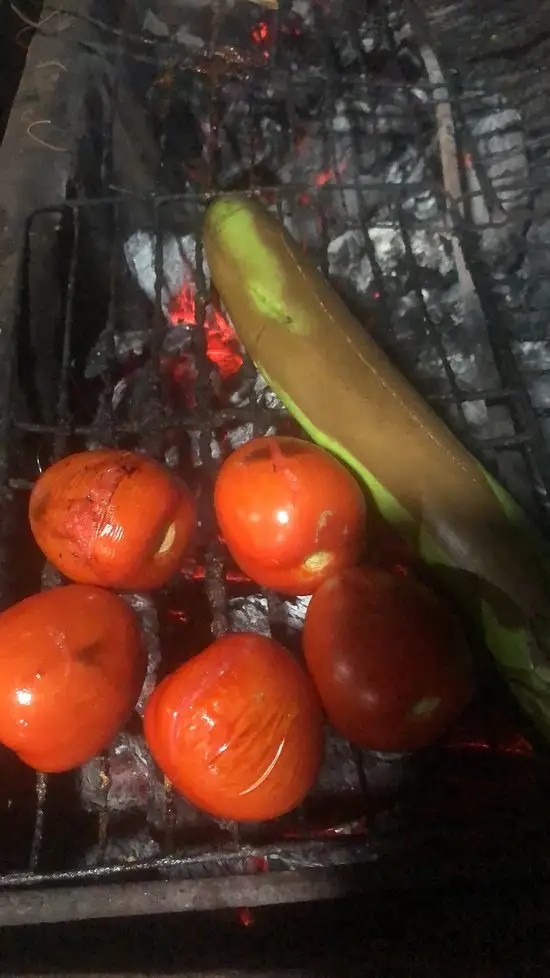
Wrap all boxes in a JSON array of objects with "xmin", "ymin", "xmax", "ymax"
[
  {"xmin": 29, "ymin": 449, "xmax": 196, "ymax": 590},
  {"xmin": 144, "ymin": 633, "xmax": 324, "ymax": 822},
  {"xmin": 0, "ymin": 585, "xmax": 146, "ymax": 772},
  {"xmin": 214, "ymin": 436, "xmax": 366, "ymax": 595},
  {"xmin": 222, "ymin": 540, "xmax": 342, "ymax": 597},
  {"xmin": 303, "ymin": 567, "xmax": 473, "ymax": 752}
]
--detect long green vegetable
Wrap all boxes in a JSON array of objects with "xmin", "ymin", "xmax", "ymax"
[{"xmin": 204, "ymin": 195, "xmax": 550, "ymax": 738}]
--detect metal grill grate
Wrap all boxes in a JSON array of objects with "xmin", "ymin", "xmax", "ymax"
[{"xmin": 1, "ymin": 0, "xmax": 550, "ymax": 925}]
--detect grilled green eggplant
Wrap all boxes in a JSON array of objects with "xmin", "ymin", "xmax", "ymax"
[{"xmin": 204, "ymin": 195, "xmax": 550, "ymax": 737}]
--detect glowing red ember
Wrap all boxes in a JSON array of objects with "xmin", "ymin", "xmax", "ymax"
[
  {"xmin": 167, "ymin": 284, "xmax": 243, "ymax": 380},
  {"xmin": 251, "ymin": 21, "xmax": 269, "ymax": 43},
  {"xmin": 315, "ymin": 161, "xmax": 347, "ymax": 187}
]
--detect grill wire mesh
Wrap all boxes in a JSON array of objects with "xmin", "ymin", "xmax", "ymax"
[{"xmin": 2, "ymin": 0, "xmax": 550, "ymax": 915}]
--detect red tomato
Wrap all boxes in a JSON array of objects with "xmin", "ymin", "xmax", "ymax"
[
  {"xmin": 214, "ymin": 436, "xmax": 366, "ymax": 595},
  {"xmin": 144, "ymin": 633, "xmax": 324, "ymax": 821},
  {"xmin": 303, "ymin": 567, "xmax": 473, "ymax": 752},
  {"xmin": 0, "ymin": 585, "xmax": 146, "ymax": 772},
  {"xmin": 29, "ymin": 449, "xmax": 196, "ymax": 590}
]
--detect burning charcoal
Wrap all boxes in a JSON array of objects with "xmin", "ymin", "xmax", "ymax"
[
  {"xmin": 409, "ymin": 229, "xmax": 455, "ymax": 276},
  {"xmin": 314, "ymin": 729, "xmax": 362, "ymax": 795},
  {"xmin": 79, "ymin": 732, "xmax": 206, "ymax": 833},
  {"xmin": 328, "ymin": 229, "xmax": 374, "ymax": 298},
  {"xmin": 125, "ymin": 229, "xmax": 242, "ymax": 385},
  {"xmin": 79, "ymin": 734, "xmax": 156, "ymax": 815},
  {"xmin": 281, "ymin": 594, "xmax": 311, "ymax": 632},
  {"xmin": 164, "ymin": 445, "xmax": 180, "ymax": 469},
  {"xmin": 469, "ymin": 100, "xmax": 529, "ymax": 225},
  {"xmin": 142, "ymin": 8, "xmax": 170, "ymax": 37},
  {"xmin": 162, "ymin": 323, "xmax": 195, "ymax": 356},
  {"xmin": 83, "ymin": 829, "xmax": 161, "ymax": 868},
  {"xmin": 227, "ymin": 370, "xmax": 283, "ymax": 414},
  {"xmin": 228, "ymin": 594, "xmax": 270, "ymax": 636},
  {"xmin": 226, "ymin": 423, "xmax": 255, "ymax": 450},
  {"xmin": 41, "ymin": 562, "xmax": 62, "ymax": 591},
  {"xmin": 290, "ymin": 0, "xmax": 314, "ymax": 26},
  {"xmin": 226, "ymin": 358, "xmax": 258, "ymax": 406},
  {"xmin": 175, "ymin": 25, "xmax": 209, "ymax": 49},
  {"xmin": 106, "ymin": 362, "xmax": 166, "ymax": 439},
  {"xmin": 209, "ymin": 433, "xmax": 222, "ymax": 461},
  {"xmin": 85, "ymin": 329, "xmax": 151, "ymax": 379},
  {"xmin": 514, "ymin": 340, "xmax": 550, "ymax": 374},
  {"xmin": 124, "ymin": 231, "xmax": 210, "ymax": 312},
  {"xmin": 254, "ymin": 374, "xmax": 284, "ymax": 412},
  {"xmin": 361, "ymin": 749, "xmax": 409, "ymax": 795}
]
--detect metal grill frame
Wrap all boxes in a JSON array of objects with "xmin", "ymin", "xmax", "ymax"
[
  {"xmin": 1, "ymin": 0, "xmax": 550, "ymax": 927},
  {"xmin": 0, "ymin": 185, "xmax": 548, "ymax": 925}
]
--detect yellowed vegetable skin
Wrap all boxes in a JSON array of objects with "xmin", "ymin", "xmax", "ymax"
[{"xmin": 204, "ymin": 194, "xmax": 550, "ymax": 736}]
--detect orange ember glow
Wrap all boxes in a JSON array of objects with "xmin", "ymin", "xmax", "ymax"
[
  {"xmin": 315, "ymin": 160, "xmax": 347, "ymax": 187},
  {"xmin": 238, "ymin": 908, "xmax": 255, "ymax": 927},
  {"xmin": 250, "ymin": 20, "xmax": 270, "ymax": 59},
  {"xmin": 167, "ymin": 285, "xmax": 243, "ymax": 380},
  {"xmin": 251, "ymin": 20, "xmax": 269, "ymax": 43},
  {"xmin": 299, "ymin": 159, "xmax": 348, "ymax": 206}
]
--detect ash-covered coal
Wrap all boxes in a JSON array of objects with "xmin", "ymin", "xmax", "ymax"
[
  {"xmin": 124, "ymin": 231, "xmax": 208, "ymax": 313},
  {"xmin": 79, "ymin": 733, "xmax": 159, "ymax": 818}
]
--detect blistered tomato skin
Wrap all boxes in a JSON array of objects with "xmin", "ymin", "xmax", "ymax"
[
  {"xmin": 0, "ymin": 585, "xmax": 146, "ymax": 772},
  {"xmin": 29, "ymin": 449, "xmax": 197, "ymax": 590},
  {"xmin": 144, "ymin": 633, "xmax": 324, "ymax": 822},
  {"xmin": 303, "ymin": 567, "xmax": 474, "ymax": 753},
  {"xmin": 214, "ymin": 436, "xmax": 366, "ymax": 595}
]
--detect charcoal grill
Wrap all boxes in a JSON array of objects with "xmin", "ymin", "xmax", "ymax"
[{"xmin": 0, "ymin": 0, "xmax": 550, "ymax": 929}]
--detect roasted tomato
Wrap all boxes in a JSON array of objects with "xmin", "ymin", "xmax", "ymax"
[
  {"xmin": 214, "ymin": 436, "xmax": 366, "ymax": 595},
  {"xmin": 303, "ymin": 567, "xmax": 473, "ymax": 752},
  {"xmin": 29, "ymin": 449, "xmax": 196, "ymax": 590},
  {"xmin": 0, "ymin": 585, "xmax": 146, "ymax": 772},
  {"xmin": 144, "ymin": 633, "xmax": 324, "ymax": 821}
]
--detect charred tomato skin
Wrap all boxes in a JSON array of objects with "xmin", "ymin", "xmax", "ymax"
[
  {"xmin": 303, "ymin": 566, "xmax": 474, "ymax": 752},
  {"xmin": 29, "ymin": 449, "xmax": 197, "ymax": 590},
  {"xmin": 0, "ymin": 584, "xmax": 146, "ymax": 772},
  {"xmin": 214, "ymin": 436, "xmax": 366, "ymax": 596},
  {"xmin": 144, "ymin": 632, "xmax": 324, "ymax": 822}
]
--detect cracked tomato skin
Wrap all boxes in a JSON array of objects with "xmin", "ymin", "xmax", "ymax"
[
  {"xmin": 0, "ymin": 585, "xmax": 146, "ymax": 772},
  {"xmin": 214, "ymin": 436, "xmax": 366, "ymax": 596},
  {"xmin": 29, "ymin": 449, "xmax": 197, "ymax": 590},
  {"xmin": 144, "ymin": 633, "xmax": 324, "ymax": 822},
  {"xmin": 303, "ymin": 567, "xmax": 474, "ymax": 752}
]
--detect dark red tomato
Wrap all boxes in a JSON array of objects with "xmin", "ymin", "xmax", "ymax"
[
  {"xmin": 0, "ymin": 585, "xmax": 146, "ymax": 772},
  {"xmin": 303, "ymin": 567, "xmax": 473, "ymax": 752},
  {"xmin": 144, "ymin": 633, "xmax": 324, "ymax": 821},
  {"xmin": 29, "ymin": 449, "xmax": 197, "ymax": 590},
  {"xmin": 214, "ymin": 436, "xmax": 366, "ymax": 595}
]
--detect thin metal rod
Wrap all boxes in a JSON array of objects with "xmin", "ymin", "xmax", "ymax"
[{"xmin": 0, "ymin": 866, "xmax": 376, "ymax": 927}]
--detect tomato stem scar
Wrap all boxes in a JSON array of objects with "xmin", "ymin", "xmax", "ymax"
[
  {"xmin": 156, "ymin": 522, "xmax": 176, "ymax": 556},
  {"xmin": 302, "ymin": 551, "xmax": 332, "ymax": 573}
]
